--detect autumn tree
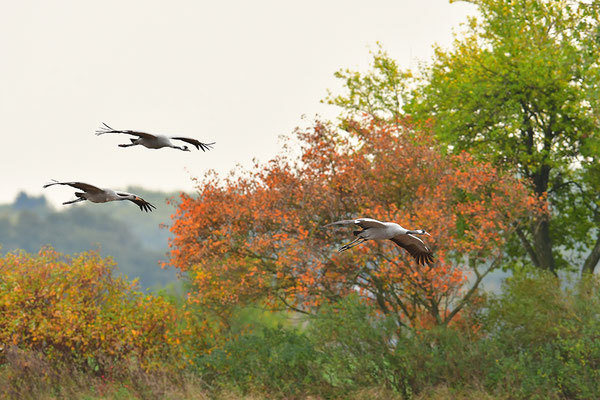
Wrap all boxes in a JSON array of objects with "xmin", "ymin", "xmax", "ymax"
[
  {"xmin": 0, "ymin": 247, "xmax": 188, "ymax": 372},
  {"xmin": 168, "ymin": 117, "xmax": 538, "ymax": 330},
  {"xmin": 327, "ymin": 0, "xmax": 600, "ymax": 274}
]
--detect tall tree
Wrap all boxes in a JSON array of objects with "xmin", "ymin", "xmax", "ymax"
[
  {"xmin": 328, "ymin": 0, "xmax": 600, "ymax": 274},
  {"xmin": 167, "ymin": 117, "xmax": 537, "ymax": 330}
]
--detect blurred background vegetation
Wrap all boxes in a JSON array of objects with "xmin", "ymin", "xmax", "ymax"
[{"xmin": 0, "ymin": 188, "xmax": 179, "ymax": 289}]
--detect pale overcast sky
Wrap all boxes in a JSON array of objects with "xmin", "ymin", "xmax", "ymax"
[{"xmin": 0, "ymin": 0, "xmax": 475, "ymax": 206}]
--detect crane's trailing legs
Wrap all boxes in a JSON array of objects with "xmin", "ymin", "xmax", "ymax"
[
  {"xmin": 339, "ymin": 237, "xmax": 367, "ymax": 252},
  {"xmin": 63, "ymin": 198, "xmax": 85, "ymax": 205},
  {"xmin": 118, "ymin": 138, "xmax": 138, "ymax": 148},
  {"xmin": 62, "ymin": 192, "xmax": 86, "ymax": 205}
]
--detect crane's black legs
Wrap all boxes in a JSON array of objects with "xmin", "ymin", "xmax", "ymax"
[
  {"xmin": 63, "ymin": 198, "xmax": 86, "ymax": 205},
  {"xmin": 339, "ymin": 238, "xmax": 367, "ymax": 252}
]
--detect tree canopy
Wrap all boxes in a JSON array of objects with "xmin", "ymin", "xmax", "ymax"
[
  {"xmin": 168, "ymin": 117, "xmax": 538, "ymax": 329},
  {"xmin": 327, "ymin": 0, "xmax": 600, "ymax": 274}
]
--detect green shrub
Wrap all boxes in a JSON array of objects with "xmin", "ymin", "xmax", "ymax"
[
  {"xmin": 198, "ymin": 324, "xmax": 325, "ymax": 397},
  {"xmin": 483, "ymin": 271, "xmax": 600, "ymax": 399},
  {"xmin": 308, "ymin": 294, "xmax": 414, "ymax": 397}
]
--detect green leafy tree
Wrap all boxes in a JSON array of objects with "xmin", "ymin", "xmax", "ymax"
[
  {"xmin": 328, "ymin": 0, "xmax": 600, "ymax": 274},
  {"xmin": 324, "ymin": 44, "xmax": 411, "ymax": 122}
]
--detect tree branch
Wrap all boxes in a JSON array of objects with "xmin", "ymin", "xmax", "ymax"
[
  {"xmin": 582, "ymin": 234, "xmax": 600, "ymax": 275},
  {"xmin": 443, "ymin": 254, "xmax": 503, "ymax": 325},
  {"xmin": 515, "ymin": 226, "xmax": 541, "ymax": 268}
]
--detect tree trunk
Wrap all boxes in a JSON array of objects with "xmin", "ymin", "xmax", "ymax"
[
  {"xmin": 530, "ymin": 163, "xmax": 556, "ymax": 273},
  {"xmin": 532, "ymin": 217, "xmax": 556, "ymax": 273},
  {"xmin": 582, "ymin": 236, "xmax": 600, "ymax": 274}
]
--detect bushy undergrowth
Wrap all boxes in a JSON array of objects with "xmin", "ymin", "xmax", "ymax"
[
  {"xmin": 198, "ymin": 324, "xmax": 325, "ymax": 397},
  {"xmin": 2, "ymin": 248, "xmax": 599, "ymax": 399},
  {"xmin": 0, "ymin": 247, "xmax": 189, "ymax": 374},
  {"xmin": 195, "ymin": 272, "xmax": 600, "ymax": 399},
  {"xmin": 0, "ymin": 345, "xmax": 205, "ymax": 400},
  {"xmin": 482, "ymin": 272, "xmax": 600, "ymax": 399}
]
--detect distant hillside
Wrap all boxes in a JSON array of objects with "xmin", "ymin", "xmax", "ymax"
[{"xmin": 0, "ymin": 189, "xmax": 184, "ymax": 288}]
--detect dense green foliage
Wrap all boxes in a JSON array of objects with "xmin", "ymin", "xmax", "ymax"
[
  {"xmin": 327, "ymin": 0, "xmax": 600, "ymax": 275},
  {"xmin": 409, "ymin": 0, "xmax": 600, "ymax": 274},
  {"xmin": 178, "ymin": 272, "xmax": 600, "ymax": 399}
]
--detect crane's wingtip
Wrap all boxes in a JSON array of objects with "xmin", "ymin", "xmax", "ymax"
[{"xmin": 96, "ymin": 122, "xmax": 114, "ymax": 135}]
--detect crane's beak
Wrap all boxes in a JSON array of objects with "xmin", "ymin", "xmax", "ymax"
[{"xmin": 424, "ymin": 231, "xmax": 431, "ymax": 236}]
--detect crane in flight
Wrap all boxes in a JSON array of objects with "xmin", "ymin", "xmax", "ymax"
[
  {"xmin": 324, "ymin": 217, "xmax": 434, "ymax": 266},
  {"xmin": 43, "ymin": 180, "xmax": 156, "ymax": 212},
  {"xmin": 96, "ymin": 123, "xmax": 215, "ymax": 152}
]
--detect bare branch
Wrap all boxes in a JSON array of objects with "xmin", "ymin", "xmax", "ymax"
[{"xmin": 443, "ymin": 253, "xmax": 504, "ymax": 325}]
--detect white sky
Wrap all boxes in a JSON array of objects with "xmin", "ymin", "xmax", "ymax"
[{"xmin": 0, "ymin": 0, "xmax": 475, "ymax": 206}]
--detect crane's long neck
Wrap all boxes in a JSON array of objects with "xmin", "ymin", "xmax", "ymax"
[{"xmin": 115, "ymin": 192, "xmax": 134, "ymax": 201}]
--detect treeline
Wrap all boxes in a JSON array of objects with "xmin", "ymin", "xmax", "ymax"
[{"xmin": 0, "ymin": 188, "xmax": 178, "ymax": 288}]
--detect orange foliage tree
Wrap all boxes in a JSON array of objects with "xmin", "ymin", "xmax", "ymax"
[
  {"xmin": 168, "ymin": 117, "xmax": 540, "ymax": 329},
  {"xmin": 0, "ymin": 247, "xmax": 188, "ymax": 372}
]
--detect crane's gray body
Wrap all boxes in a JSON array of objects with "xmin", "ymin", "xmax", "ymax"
[
  {"xmin": 131, "ymin": 135, "xmax": 178, "ymax": 149},
  {"xmin": 80, "ymin": 188, "xmax": 131, "ymax": 203},
  {"xmin": 355, "ymin": 221, "xmax": 407, "ymax": 240}
]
